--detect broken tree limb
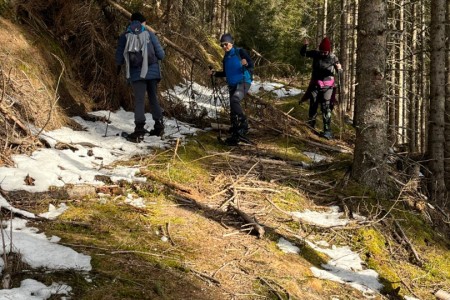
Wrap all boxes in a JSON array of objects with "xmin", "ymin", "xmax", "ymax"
[
  {"xmin": 229, "ymin": 202, "xmax": 265, "ymax": 238},
  {"xmin": 106, "ymin": 0, "xmax": 199, "ymax": 63},
  {"xmin": 139, "ymin": 169, "xmax": 194, "ymax": 194},
  {"xmin": 393, "ymin": 220, "xmax": 423, "ymax": 267},
  {"xmin": 247, "ymin": 93, "xmax": 352, "ymax": 153},
  {"xmin": 0, "ymin": 103, "xmax": 30, "ymax": 134}
]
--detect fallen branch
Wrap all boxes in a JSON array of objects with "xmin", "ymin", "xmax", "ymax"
[
  {"xmin": 229, "ymin": 202, "xmax": 265, "ymax": 238},
  {"xmin": 190, "ymin": 269, "xmax": 221, "ymax": 285},
  {"xmin": 139, "ymin": 169, "xmax": 194, "ymax": 194},
  {"xmin": 393, "ymin": 219, "xmax": 423, "ymax": 267}
]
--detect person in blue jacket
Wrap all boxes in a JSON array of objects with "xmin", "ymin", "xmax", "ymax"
[
  {"xmin": 209, "ymin": 33, "xmax": 254, "ymax": 145},
  {"xmin": 115, "ymin": 12, "xmax": 165, "ymax": 142}
]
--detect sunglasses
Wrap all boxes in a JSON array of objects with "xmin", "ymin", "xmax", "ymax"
[{"xmin": 220, "ymin": 43, "xmax": 229, "ymax": 47}]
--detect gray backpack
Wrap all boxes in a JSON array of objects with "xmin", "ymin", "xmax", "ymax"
[{"xmin": 123, "ymin": 22, "xmax": 157, "ymax": 78}]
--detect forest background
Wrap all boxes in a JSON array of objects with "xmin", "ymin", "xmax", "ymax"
[{"xmin": 0, "ymin": 0, "xmax": 449, "ymax": 299}]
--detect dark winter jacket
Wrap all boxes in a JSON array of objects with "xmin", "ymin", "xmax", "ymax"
[
  {"xmin": 300, "ymin": 44, "xmax": 339, "ymax": 87},
  {"xmin": 115, "ymin": 22, "xmax": 165, "ymax": 82},
  {"xmin": 215, "ymin": 47, "xmax": 254, "ymax": 86}
]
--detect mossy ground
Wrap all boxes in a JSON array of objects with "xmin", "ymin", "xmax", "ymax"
[{"xmin": 8, "ymin": 93, "xmax": 443, "ymax": 299}]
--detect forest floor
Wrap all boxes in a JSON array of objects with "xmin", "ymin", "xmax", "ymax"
[{"xmin": 2, "ymin": 97, "xmax": 449, "ymax": 300}]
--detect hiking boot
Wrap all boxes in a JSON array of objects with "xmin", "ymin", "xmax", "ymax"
[
  {"xmin": 149, "ymin": 119, "xmax": 164, "ymax": 137},
  {"xmin": 307, "ymin": 119, "xmax": 316, "ymax": 129},
  {"xmin": 322, "ymin": 130, "xmax": 333, "ymax": 140},
  {"xmin": 237, "ymin": 116, "xmax": 249, "ymax": 136},
  {"xmin": 225, "ymin": 134, "xmax": 240, "ymax": 146},
  {"xmin": 126, "ymin": 124, "xmax": 147, "ymax": 143}
]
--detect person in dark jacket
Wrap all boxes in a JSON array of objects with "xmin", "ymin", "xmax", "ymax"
[
  {"xmin": 115, "ymin": 12, "xmax": 165, "ymax": 142},
  {"xmin": 208, "ymin": 33, "xmax": 254, "ymax": 145},
  {"xmin": 300, "ymin": 37, "xmax": 342, "ymax": 140}
]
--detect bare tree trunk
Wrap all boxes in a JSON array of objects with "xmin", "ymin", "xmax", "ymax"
[
  {"xmin": 323, "ymin": 0, "xmax": 328, "ymax": 35},
  {"xmin": 349, "ymin": 0, "xmax": 358, "ymax": 120},
  {"xmin": 444, "ymin": 0, "xmax": 450, "ymax": 192},
  {"xmin": 339, "ymin": 0, "xmax": 349, "ymax": 110},
  {"xmin": 316, "ymin": 0, "xmax": 324, "ymax": 44},
  {"xmin": 420, "ymin": 1, "xmax": 429, "ymax": 153},
  {"xmin": 352, "ymin": 0, "xmax": 389, "ymax": 195},
  {"xmin": 428, "ymin": 0, "xmax": 447, "ymax": 206},
  {"xmin": 387, "ymin": 1, "xmax": 397, "ymax": 145},
  {"xmin": 408, "ymin": 1, "xmax": 417, "ymax": 152},
  {"xmin": 398, "ymin": 0, "xmax": 405, "ymax": 145},
  {"xmin": 220, "ymin": 0, "xmax": 229, "ymax": 34}
]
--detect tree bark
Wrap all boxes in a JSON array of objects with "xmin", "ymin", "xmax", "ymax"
[
  {"xmin": 444, "ymin": 0, "xmax": 450, "ymax": 193},
  {"xmin": 408, "ymin": 2, "xmax": 417, "ymax": 152},
  {"xmin": 339, "ymin": 0, "xmax": 349, "ymax": 110},
  {"xmin": 349, "ymin": 0, "xmax": 358, "ymax": 120},
  {"xmin": 428, "ymin": 0, "xmax": 447, "ymax": 206},
  {"xmin": 352, "ymin": 0, "xmax": 389, "ymax": 195}
]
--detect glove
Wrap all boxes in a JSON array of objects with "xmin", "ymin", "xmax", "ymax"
[{"xmin": 116, "ymin": 65, "xmax": 121, "ymax": 75}]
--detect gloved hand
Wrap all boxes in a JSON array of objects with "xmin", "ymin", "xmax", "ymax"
[{"xmin": 116, "ymin": 65, "xmax": 122, "ymax": 75}]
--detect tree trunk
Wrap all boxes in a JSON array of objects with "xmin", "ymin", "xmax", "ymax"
[
  {"xmin": 408, "ymin": 1, "xmax": 417, "ymax": 152},
  {"xmin": 339, "ymin": 0, "xmax": 349, "ymax": 110},
  {"xmin": 323, "ymin": 0, "xmax": 328, "ymax": 35},
  {"xmin": 428, "ymin": 0, "xmax": 447, "ymax": 206},
  {"xmin": 352, "ymin": 0, "xmax": 389, "ymax": 195},
  {"xmin": 444, "ymin": 0, "xmax": 450, "ymax": 192},
  {"xmin": 349, "ymin": 0, "xmax": 358, "ymax": 120}
]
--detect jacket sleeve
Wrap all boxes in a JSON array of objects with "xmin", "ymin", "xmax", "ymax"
[
  {"xmin": 214, "ymin": 58, "xmax": 226, "ymax": 77},
  {"xmin": 115, "ymin": 33, "xmax": 126, "ymax": 65},
  {"xmin": 150, "ymin": 32, "xmax": 165, "ymax": 60},
  {"xmin": 239, "ymin": 48, "xmax": 254, "ymax": 70},
  {"xmin": 300, "ymin": 44, "xmax": 318, "ymax": 58}
]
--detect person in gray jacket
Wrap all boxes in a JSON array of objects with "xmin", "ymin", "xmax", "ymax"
[{"xmin": 115, "ymin": 12, "xmax": 165, "ymax": 142}]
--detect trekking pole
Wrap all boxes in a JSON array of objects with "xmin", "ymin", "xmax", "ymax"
[
  {"xmin": 337, "ymin": 71, "xmax": 343, "ymax": 140},
  {"xmin": 104, "ymin": 84, "xmax": 115, "ymax": 137},
  {"xmin": 104, "ymin": 111, "xmax": 112, "ymax": 137},
  {"xmin": 209, "ymin": 66, "xmax": 222, "ymax": 141}
]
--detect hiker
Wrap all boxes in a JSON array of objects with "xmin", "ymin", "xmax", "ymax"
[
  {"xmin": 208, "ymin": 33, "xmax": 254, "ymax": 146},
  {"xmin": 115, "ymin": 12, "xmax": 165, "ymax": 142},
  {"xmin": 300, "ymin": 37, "xmax": 342, "ymax": 140}
]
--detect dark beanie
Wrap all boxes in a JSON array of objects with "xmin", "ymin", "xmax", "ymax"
[
  {"xmin": 131, "ymin": 12, "xmax": 146, "ymax": 23},
  {"xmin": 220, "ymin": 33, "xmax": 233, "ymax": 44},
  {"xmin": 319, "ymin": 37, "xmax": 331, "ymax": 52}
]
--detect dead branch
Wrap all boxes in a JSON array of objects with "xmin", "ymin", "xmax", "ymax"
[
  {"xmin": 229, "ymin": 202, "xmax": 265, "ymax": 238},
  {"xmin": 393, "ymin": 220, "xmax": 423, "ymax": 267},
  {"xmin": 165, "ymin": 221, "xmax": 176, "ymax": 246},
  {"xmin": 190, "ymin": 269, "xmax": 221, "ymax": 285},
  {"xmin": 207, "ymin": 151, "xmax": 306, "ymax": 168},
  {"xmin": 139, "ymin": 169, "xmax": 194, "ymax": 194},
  {"xmin": 257, "ymin": 277, "xmax": 284, "ymax": 300},
  {"xmin": 35, "ymin": 54, "xmax": 65, "ymax": 138},
  {"xmin": 0, "ymin": 103, "xmax": 29, "ymax": 134}
]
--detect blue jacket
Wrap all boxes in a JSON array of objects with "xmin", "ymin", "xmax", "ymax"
[
  {"xmin": 215, "ymin": 47, "xmax": 253, "ymax": 86},
  {"xmin": 115, "ymin": 23, "xmax": 165, "ymax": 82}
]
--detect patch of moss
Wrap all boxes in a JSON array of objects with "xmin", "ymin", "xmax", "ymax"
[{"xmin": 272, "ymin": 190, "xmax": 307, "ymax": 212}]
